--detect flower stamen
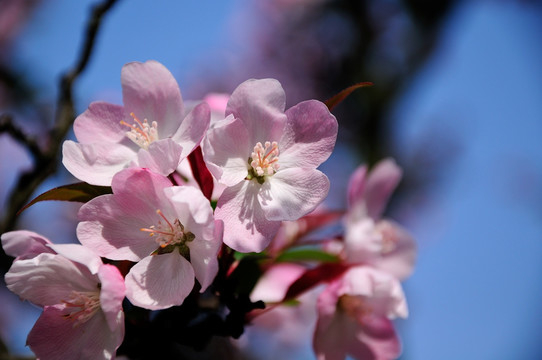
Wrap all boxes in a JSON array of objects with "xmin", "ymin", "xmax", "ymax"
[
  {"xmin": 141, "ymin": 210, "xmax": 195, "ymax": 250},
  {"xmin": 61, "ymin": 290, "xmax": 101, "ymax": 327},
  {"xmin": 120, "ymin": 112, "xmax": 159, "ymax": 150},
  {"xmin": 249, "ymin": 141, "xmax": 280, "ymax": 177}
]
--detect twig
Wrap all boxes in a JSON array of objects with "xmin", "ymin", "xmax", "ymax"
[
  {"xmin": 0, "ymin": 0, "xmax": 120, "ymax": 253},
  {"xmin": 0, "ymin": 114, "xmax": 42, "ymax": 158}
]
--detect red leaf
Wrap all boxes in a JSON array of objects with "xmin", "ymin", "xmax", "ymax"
[
  {"xmin": 187, "ymin": 146, "xmax": 214, "ymax": 200},
  {"xmin": 283, "ymin": 262, "xmax": 348, "ymax": 302},
  {"xmin": 324, "ymin": 82, "xmax": 373, "ymax": 111},
  {"xmin": 18, "ymin": 182, "xmax": 112, "ymax": 215}
]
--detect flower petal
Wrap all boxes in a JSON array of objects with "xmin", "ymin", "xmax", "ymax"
[
  {"xmin": 279, "ymin": 100, "xmax": 338, "ymax": 169},
  {"xmin": 162, "ymin": 186, "xmax": 221, "ymax": 291},
  {"xmin": 27, "ymin": 304, "xmax": 123, "ymax": 360},
  {"xmin": 363, "ymin": 158, "xmax": 402, "ymax": 220},
  {"xmin": 172, "ymin": 101, "xmax": 210, "ymax": 159},
  {"xmin": 1, "ymin": 230, "xmax": 54, "ymax": 259},
  {"xmin": 47, "ymin": 243, "xmax": 102, "ymax": 274},
  {"xmin": 77, "ymin": 194, "xmax": 156, "ymax": 262},
  {"xmin": 5, "ymin": 253, "xmax": 97, "ymax": 307},
  {"xmin": 355, "ymin": 317, "xmax": 401, "ymax": 360},
  {"xmin": 121, "ymin": 60, "xmax": 184, "ymax": 137},
  {"xmin": 226, "ymin": 78, "xmax": 287, "ymax": 145},
  {"xmin": 215, "ymin": 181, "xmax": 280, "ymax": 252},
  {"xmin": 62, "ymin": 140, "xmax": 136, "ymax": 186},
  {"xmin": 187, "ymin": 219, "xmax": 222, "ymax": 292},
  {"xmin": 73, "ymin": 101, "xmax": 127, "ymax": 144},
  {"xmin": 125, "ymin": 252, "xmax": 195, "ymax": 310},
  {"xmin": 202, "ymin": 115, "xmax": 250, "ymax": 186},
  {"xmin": 259, "ymin": 168, "xmax": 330, "ymax": 221},
  {"xmin": 136, "ymin": 138, "xmax": 183, "ymax": 177},
  {"xmin": 98, "ymin": 264, "xmax": 126, "ymax": 333},
  {"xmin": 313, "ymin": 309, "xmax": 352, "ymax": 360},
  {"xmin": 346, "ymin": 164, "xmax": 368, "ymax": 209}
]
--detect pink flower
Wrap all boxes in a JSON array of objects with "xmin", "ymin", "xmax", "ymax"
[
  {"xmin": 203, "ymin": 78, "xmax": 338, "ymax": 252},
  {"xmin": 342, "ymin": 159, "xmax": 416, "ymax": 280},
  {"xmin": 4, "ymin": 236, "xmax": 125, "ymax": 360},
  {"xmin": 62, "ymin": 60, "xmax": 210, "ymax": 186},
  {"xmin": 313, "ymin": 266, "xmax": 407, "ymax": 360},
  {"xmin": 77, "ymin": 168, "xmax": 221, "ymax": 310}
]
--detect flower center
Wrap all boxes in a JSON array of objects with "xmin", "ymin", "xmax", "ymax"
[
  {"xmin": 338, "ymin": 294, "xmax": 372, "ymax": 321},
  {"xmin": 247, "ymin": 141, "xmax": 280, "ymax": 183},
  {"xmin": 141, "ymin": 210, "xmax": 195, "ymax": 254},
  {"xmin": 61, "ymin": 290, "xmax": 101, "ymax": 327},
  {"xmin": 120, "ymin": 112, "xmax": 159, "ymax": 150}
]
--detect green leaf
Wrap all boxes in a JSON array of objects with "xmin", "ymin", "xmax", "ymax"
[
  {"xmin": 275, "ymin": 248, "xmax": 339, "ymax": 263},
  {"xmin": 324, "ymin": 82, "xmax": 373, "ymax": 111},
  {"xmin": 18, "ymin": 182, "xmax": 112, "ymax": 214}
]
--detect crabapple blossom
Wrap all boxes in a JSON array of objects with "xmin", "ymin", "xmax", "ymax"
[
  {"xmin": 62, "ymin": 60, "xmax": 210, "ymax": 186},
  {"xmin": 77, "ymin": 167, "xmax": 221, "ymax": 310},
  {"xmin": 342, "ymin": 159, "xmax": 416, "ymax": 280},
  {"xmin": 203, "ymin": 78, "xmax": 338, "ymax": 252},
  {"xmin": 3, "ymin": 235, "xmax": 125, "ymax": 360},
  {"xmin": 313, "ymin": 266, "xmax": 407, "ymax": 360}
]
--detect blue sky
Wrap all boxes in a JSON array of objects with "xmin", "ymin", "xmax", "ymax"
[{"xmin": 3, "ymin": 0, "xmax": 542, "ymax": 359}]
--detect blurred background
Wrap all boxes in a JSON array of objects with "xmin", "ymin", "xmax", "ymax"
[{"xmin": 1, "ymin": 0, "xmax": 541, "ymax": 359}]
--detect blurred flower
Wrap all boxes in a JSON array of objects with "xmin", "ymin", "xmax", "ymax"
[
  {"xmin": 313, "ymin": 266, "xmax": 407, "ymax": 360},
  {"xmin": 337, "ymin": 159, "xmax": 417, "ymax": 280}
]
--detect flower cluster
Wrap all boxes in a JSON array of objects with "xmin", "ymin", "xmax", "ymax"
[{"xmin": 2, "ymin": 60, "xmax": 415, "ymax": 360}]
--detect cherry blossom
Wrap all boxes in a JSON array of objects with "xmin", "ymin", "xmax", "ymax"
[
  {"xmin": 313, "ymin": 266, "xmax": 407, "ymax": 360},
  {"xmin": 203, "ymin": 78, "xmax": 337, "ymax": 252},
  {"xmin": 4, "ymin": 237, "xmax": 125, "ymax": 360},
  {"xmin": 62, "ymin": 60, "xmax": 210, "ymax": 186},
  {"xmin": 77, "ymin": 167, "xmax": 221, "ymax": 310}
]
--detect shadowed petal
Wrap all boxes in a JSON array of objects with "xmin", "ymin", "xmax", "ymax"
[
  {"xmin": 137, "ymin": 138, "xmax": 183, "ymax": 177},
  {"xmin": 216, "ymin": 181, "xmax": 280, "ymax": 252},
  {"xmin": 280, "ymin": 100, "xmax": 338, "ymax": 169},
  {"xmin": 172, "ymin": 101, "xmax": 211, "ymax": 159},
  {"xmin": 259, "ymin": 168, "xmax": 330, "ymax": 221},
  {"xmin": 98, "ymin": 264, "xmax": 126, "ymax": 333},
  {"xmin": 202, "ymin": 115, "xmax": 251, "ymax": 186},
  {"xmin": 27, "ymin": 305, "xmax": 122, "ymax": 360},
  {"xmin": 125, "ymin": 252, "xmax": 195, "ymax": 310}
]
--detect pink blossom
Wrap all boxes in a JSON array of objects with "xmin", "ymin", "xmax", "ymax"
[
  {"xmin": 203, "ymin": 78, "xmax": 337, "ymax": 252},
  {"xmin": 62, "ymin": 60, "xmax": 210, "ymax": 186},
  {"xmin": 313, "ymin": 266, "xmax": 407, "ymax": 360},
  {"xmin": 77, "ymin": 168, "xmax": 221, "ymax": 310},
  {"xmin": 4, "ymin": 238, "xmax": 125, "ymax": 360},
  {"xmin": 342, "ymin": 159, "xmax": 416, "ymax": 280}
]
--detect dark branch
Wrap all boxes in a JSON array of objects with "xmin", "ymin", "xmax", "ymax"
[{"xmin": 0, "ymin": 113, "xmax": 42, "ymax": 158}]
